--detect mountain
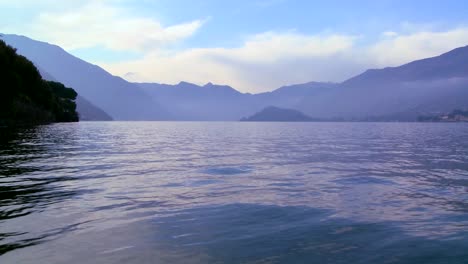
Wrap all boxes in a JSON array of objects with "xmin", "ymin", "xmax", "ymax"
[
  {"xmin": 137, "ymin": 81, "xmax": 334, "ymax": 121},
  {"xmin": 253, "ymin": 82, "xmax": 336, "ymax": 108},
  {"xmin": 136, "ymin": 46, "xmax": 468, "ymax": 122},
  {"xmin": 140, "ymin": 44, "xmax": 468, "ymax": 121},
  {"xmin": 297, "ymin": 46, "xmax": 468, "ymax": 120},
  {"xmin": 36, "ymin": 65, "xmax": 112, "ymax": 121},
  {"xmin": 1, "ymin": 34, "xmax": 168, "ymax": 121},
  {"xmin": 75, "ymin": 96, "xmax": 113, "ymax": 121},
  {"xmin": 5, "ymin": 34, "xmax": 329, "ymax": 122},
  {"xmin": 138, "ymin": 82, "xmax": 250, "ymax": 120},
  {"xmin": 3, "ymin": 33, "xmax": 467, "ymax": 122},
  {"xmin": 0, "ymin": 39, "xmax": 78, "ymax": 125},
  {"xmin": 240, "ymin": 106, "xmax": 317, "ymax": 122},
  {"xmin": 344, "ymin": 45, "xmax": 468, "ymax": 85}
]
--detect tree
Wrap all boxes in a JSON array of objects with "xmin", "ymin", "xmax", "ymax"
[{"xmin": 0, "ymin": 40, "xmax": 79, "ymax": 125}]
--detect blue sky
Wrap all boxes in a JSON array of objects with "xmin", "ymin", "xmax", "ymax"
[
  {"xmin": 145, "ymin": 0, "xmax": 468, "ymax": 46},
  {"xmin": 1, "ymin": 0, "xmax": 468, "ymax": 92}
]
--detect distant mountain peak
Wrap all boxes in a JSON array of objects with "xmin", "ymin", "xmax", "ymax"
[
  {"xmin": 177, "ymin": 81, "xmax": 200, "ymax": 88},
  {"xmin": 203, "ymin": 82, "xmax": 238, "ymax": 91}
]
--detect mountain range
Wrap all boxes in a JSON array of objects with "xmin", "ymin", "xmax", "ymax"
[
  {"xmin": 136, "ymin": 81, "xmax": 337, "ymax": 121},
  {"xmin": 2, "ymin": 33, "xmax": 467, "ymax": 121}
]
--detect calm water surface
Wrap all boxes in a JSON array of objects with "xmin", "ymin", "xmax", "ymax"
[{"xmin": 1, "ymin": 122, "xmax": 468, "ymax": 263}]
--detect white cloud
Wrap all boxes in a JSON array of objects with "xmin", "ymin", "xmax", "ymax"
[
  {"xmin": 1, "ymin": 1, "xmax": 203, "ymax": 52},
  {"xmin": 382, "ymin": 31, "xmax": 398, "ymax": 38},
  {"xmin": 0, "ymin": 0, "xmax": 85, "ymax": 7},
  {"xmin": 370, "ymin": 28, "xmax": 468, "ymax": 66},
  {"xmin": 227, "ymin": 32, "xmax": 356, "ymax": 63},
  {"xmin": 2, "ymin": 0, "xmax": 468, "ymax": 93},
  {"xmin": 100, "ymin": 27, "xmax": 468, "ymax": 93},
  {"xmin": 100, "ymin": 32, "xmax": 362, "ymax": 92}
]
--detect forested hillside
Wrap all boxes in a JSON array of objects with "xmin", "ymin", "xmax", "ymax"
[{"xmin": 0, "ymin": 40, "xmax": 78, "ymax": 125}]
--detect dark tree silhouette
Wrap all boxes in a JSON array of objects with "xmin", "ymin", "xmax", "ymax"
[{"xmin": 0, "ymin": 40, "xmax": 78, "ymax": 125}]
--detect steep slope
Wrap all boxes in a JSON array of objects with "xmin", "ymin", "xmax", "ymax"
[
  {"xmin": 0, "ymin": 40, "xmax": 78, "ymax": 124},
  {"xmin": 1, "ymin": 34, "xmax": 167, "ymax": 120},
  {"xmin": 298, "ymin": 46, "xmax": 468, "ymax": 120},
  {"xmin": 37, "ymin": 66, "xmax": 112, "ymax": 121},
  {"xmin": 344, "ymin": 45, "xmax": 468, "ymax": 85},
  {"xmin": 75, "ymin": 96, "xmax": 113, "ymax": 121}
]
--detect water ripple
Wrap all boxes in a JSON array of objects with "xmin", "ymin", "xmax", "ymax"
[{"xmin": 1, "ymin": 122, "xmax": 468, "ymax": 263}]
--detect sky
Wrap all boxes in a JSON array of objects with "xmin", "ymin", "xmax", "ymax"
[{"xmin": 1, "ymin": 0, "xmax": 468, "ymax": 93}]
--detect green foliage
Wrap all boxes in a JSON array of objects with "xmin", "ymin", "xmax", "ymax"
[{"xmin": 0, "ymin": 40, "xmax": 78, "ymax": 125}]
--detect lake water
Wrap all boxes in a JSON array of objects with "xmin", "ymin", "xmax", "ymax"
[{"xmin": 1, "ymin": 122, "xmax": 468, "ymax": 263}]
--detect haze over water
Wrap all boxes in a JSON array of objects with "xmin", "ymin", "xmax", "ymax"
[{"xmin": 1, "ymin": 122, "xmax": 468, "ymax": 263}]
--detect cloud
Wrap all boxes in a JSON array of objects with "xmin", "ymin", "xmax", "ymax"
[
  {"xmin": 382, "ymin": 31, "xmax": 398, "ymax": 38},
  {"xmin": 1, "ymin": 1, "xmax": 204, "ymax": 52},
  {"xmin": 100, "ymin": 32, "xmax": 362, "ymax": 92},
  {"xmin": 0, "ymin": 0, "xmax": 85, "ymax": 7},
  {"xmin": 224, "ymin": 32, "xmax": 356, "ymax": 63},
  {"xmin": 102, "ymin": 27, "xmax": 468, "ymax": 93},
  {"xmin": 2, "ymin": 1, "xmax": 468, "ymax": 93},
  {"xmin": 370, "ymin": 28, "xmax": 468, "ymax": 66}
]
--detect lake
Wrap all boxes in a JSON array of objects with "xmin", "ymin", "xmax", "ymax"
[{"xmin": 1, "ymin": 122, "xmax": 468, "ymax": 263}]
